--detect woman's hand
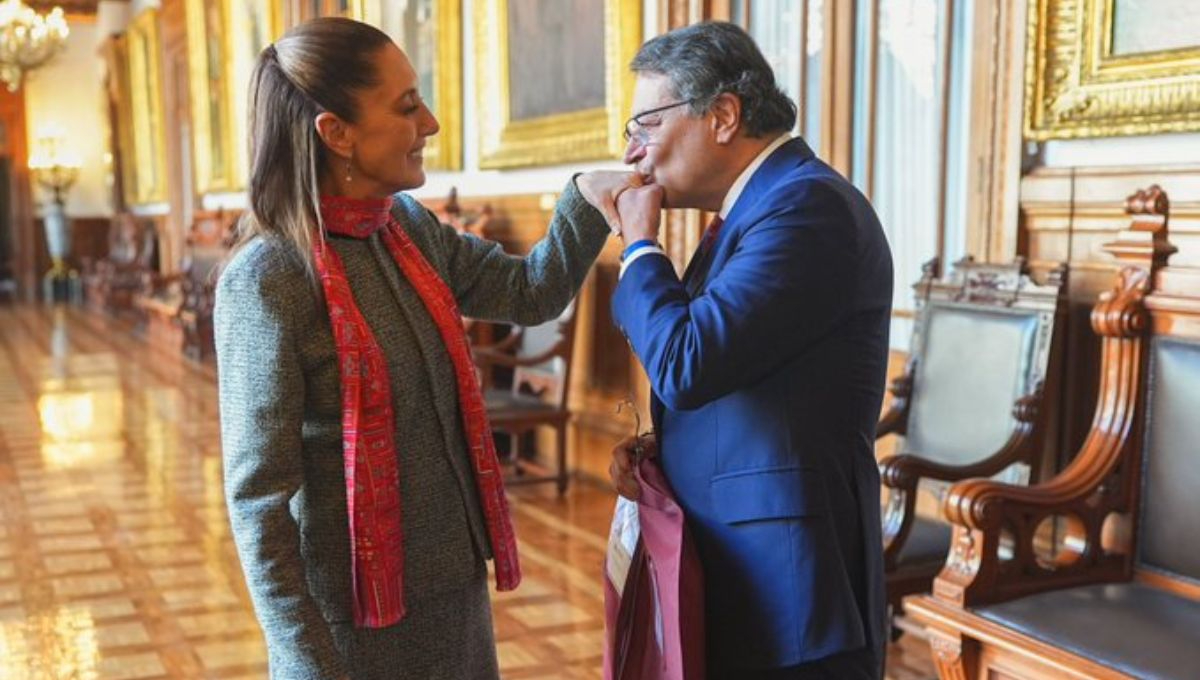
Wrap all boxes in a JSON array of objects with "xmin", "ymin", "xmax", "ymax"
[{"xmin": 576, "ymin": 171, "xmax": 642, "ymax": 235}]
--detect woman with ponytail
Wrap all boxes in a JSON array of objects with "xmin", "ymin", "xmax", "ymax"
[{"xmin": 215, "ymin": 18, "xmax": 630, "ymax": 679}]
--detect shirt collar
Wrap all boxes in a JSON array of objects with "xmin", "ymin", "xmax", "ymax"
[{"xmin": 719, "ymin": 133, "xmax": 793, "ymax": 220}]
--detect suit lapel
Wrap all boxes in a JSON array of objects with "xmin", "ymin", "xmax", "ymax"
[
  {"xmin": 680, "ymin": 239, "xmax": 707, "ymax": 294},
  {"xmin": 683, "ymin": 245, "xmax": 715, "ymax": 298},
  {"xmin": 649, "ymin": 138, "xmax": 817, "ymax": 447},
  {"xmin": 680, "ymin": 138, "xmax": 815, "ymax": 299}
]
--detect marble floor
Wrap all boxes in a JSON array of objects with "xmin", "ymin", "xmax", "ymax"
[{"xmin": 0, "ymin": 304, "xmax": 935, "ymax": 679}]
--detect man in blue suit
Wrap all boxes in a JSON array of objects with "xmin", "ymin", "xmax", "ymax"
[{"xmin": 606, "ymin": 22, "xmax": 893, "ymax": 679}]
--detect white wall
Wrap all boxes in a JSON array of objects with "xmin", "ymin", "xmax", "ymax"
[
  {"xmin": 97, "ymin": 0, "xmax": 132, "ymax": 36},
  {"xmin": 23, "ymin": 20, "xmax": 110, "ymax": 218},
  {"xmin": 1040, "ymin": 133, "xmax": 1200, "ymax": 168}
]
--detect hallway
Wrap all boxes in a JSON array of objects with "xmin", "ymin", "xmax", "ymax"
[{"xmin": 0, "ymin": 305, "xmax": 933, "ymax": 679}]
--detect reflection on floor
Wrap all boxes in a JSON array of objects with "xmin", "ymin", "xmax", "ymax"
[{"xmin": 0, "ymin": 304, "xmax": 935, "ymax": 679}]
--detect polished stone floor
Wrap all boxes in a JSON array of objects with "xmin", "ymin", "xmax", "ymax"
[{"xmin": 0, "ymin": 304, "xmax": 935, "ymax": 679}]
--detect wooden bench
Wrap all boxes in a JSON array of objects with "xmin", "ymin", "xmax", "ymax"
[{"xmin": 907, "ymin": 185, "xmax": 1200, "ymax": 680}]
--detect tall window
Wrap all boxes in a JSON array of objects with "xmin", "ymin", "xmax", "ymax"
[
  {"xmin": 733, "ymin": 0, "xmax": 824, "ymax": 148},
  {"xmin": 713, "ymin": 0, "xmax": 986, "ymax": 349},
  {"xmin": 852, "ymin": 0, "xmax": 974, "ymax": 348},
  {"xmin": 283, "ymin": 0, "xmax": 358, "ymax": 26}
]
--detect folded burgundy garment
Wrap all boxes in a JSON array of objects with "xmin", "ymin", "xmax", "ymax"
[{"xmin": 604, "ymin": 458, "xmax": 705, "ymax": 680}]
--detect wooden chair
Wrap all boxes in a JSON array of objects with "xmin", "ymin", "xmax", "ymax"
[
  {"xmin": 877, "ymin": 256, "xmax": 1066, "ymax": 621},
  {"xmin": 473, "ymin": 302, "xmax": 578, "ymax": 495},
  {"xmin": 134, "ymin": 210, "xmax": 235, "ymax": 360},
  {"xmin": 907, "ymin": 185, "xmax": 1200, "ymax": 680},
  {"xmin": 81, "ymin": 213, "xmax": 159, "ymax": 315},
  {"xmin": 178, "ymin": 211, "xmax": 236, "ymax": 360}
]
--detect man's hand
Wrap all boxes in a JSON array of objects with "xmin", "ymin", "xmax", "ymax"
[
  {"xmin": 614, "ymin": 184, "xmax": 664, "ymax": 244},
  {"xmin": 576, "ymin": 171, "xmax": 641, "ymax": 235},
  {"xmin": 609, "ymin": 434, "xmax": 657, "ymax": 500}
]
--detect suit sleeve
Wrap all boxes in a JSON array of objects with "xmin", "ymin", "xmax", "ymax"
[
  {"xmin": 612, "ymin": 185, "xmax": 857, "ymax": 411},
  {"xmin": 214, "ymin": 248, "xmax": 347, "ymax": 679},
  {"xmin": 422, "ymin": 178, "xmax": 610, "ymax": 325}
]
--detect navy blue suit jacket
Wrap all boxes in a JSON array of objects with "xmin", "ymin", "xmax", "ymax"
[{"xmin": 613, "ymin": 138, "xmax": 892, "ymax": 673}]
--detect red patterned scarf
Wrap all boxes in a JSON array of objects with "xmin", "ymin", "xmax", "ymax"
[{"xmin": 314, "ymin": 195, "xmax": 521, "ymax": 628}]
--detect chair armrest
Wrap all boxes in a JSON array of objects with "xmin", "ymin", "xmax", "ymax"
[
  {"xmin": 927, "ymin": 253, "xmax": 1154, "ymax": 610},
  {"xmin": 881, "ymin": 385, "xmax": 1045, "ymax": 573},
  {"xmin": 879, "ymin": 453, "xmax": 1009, "ymax": 489},
  {"xmin": 932, "ymin": 388, "xmax": 1139, "ymax": 607},
  {"xmin": 140, "ymin": 271, "xmax": 183, "ymax": 297},
  {"xmin": 881, "ymin": 384, "xmax": 1045, "ymax": 489},
  {"xmin": 472, "ymin": 342, "xmax": 564, "ymax": 369}
]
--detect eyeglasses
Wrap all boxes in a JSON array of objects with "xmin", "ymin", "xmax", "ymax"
[{"xmin": 622, "ymin": 99, "xmax": 697, "ymax": 143}]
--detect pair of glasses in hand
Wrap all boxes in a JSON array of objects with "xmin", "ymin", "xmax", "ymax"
[{"xmin": 616, "ymin": 395, "xmax": 650, "ymax": 464}]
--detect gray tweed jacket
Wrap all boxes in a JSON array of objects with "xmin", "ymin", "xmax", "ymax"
[{"xmin": 215, "ymin": 180, "xmax": 608, "ymax": 678}]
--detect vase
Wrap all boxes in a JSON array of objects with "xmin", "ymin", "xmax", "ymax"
[{"xmin": 43, "ymin": 200, "xmax": 71, "ymax": 274}]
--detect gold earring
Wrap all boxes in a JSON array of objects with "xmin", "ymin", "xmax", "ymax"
[{"xmin": 345, "ymin": 159, "xmax": 352, "ymax": 183}]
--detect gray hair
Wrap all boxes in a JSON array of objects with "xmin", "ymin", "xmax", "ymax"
[{"xmin": 630, "ymin": 22, "xmax": 797, "ymax": 138}]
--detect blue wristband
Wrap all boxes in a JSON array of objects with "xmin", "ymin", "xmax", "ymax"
[{"xmin": 621, "ymin": 239, "xmax": 657, "ymax": 261}]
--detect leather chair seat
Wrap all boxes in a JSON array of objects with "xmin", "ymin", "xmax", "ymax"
[
  {"xmin": 977, "ymin": 582, "xmax": 1200, "ymax": 680},
  {"xmin": 895, "ymin": 516, "xmax": 952, "ymax": 565}
]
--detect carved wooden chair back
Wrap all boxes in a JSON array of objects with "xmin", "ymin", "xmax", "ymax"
[{"xmin": 902, "ymin": 256, "xmax": 1064, "ymax": 479}]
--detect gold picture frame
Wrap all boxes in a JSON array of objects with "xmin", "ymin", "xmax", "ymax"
[
  {"xmin": 186, "ymin": 0, "xmax": 283, "ymax": 195},
  {"xmin": 185, "ymin": 0, "xmax": 235, "ymax": 194},
  {"xmin": 1025, "ymin": 0, "xmax": 1200, "ymax": 140},
  {"xmin": 349, "ymin": 1, "xmax": 463, "ymax": 170},
  {"xmin": 126, "ymin": 9, "xmax": 168, "ymax": 205},
  {"xmin": 475, "ymin": 0, "xmax": 642, "ymax": 169},
  {"xmin": 228, "ymin": 0, "xmax": 285, "ymax": 187},
  {"xmin": 108, "ymin": 35, "xmax": 138, "ymax": 209}
]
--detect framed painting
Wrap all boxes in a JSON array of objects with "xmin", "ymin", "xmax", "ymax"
[
  {"xmin": 185, "ymin": 0, "xmax": 235, "ymax": 193},
  {"xmin": 352, "ymin": 0, "xmax": 463, "ymax": 169},
  {"xmin": 127, "ymin": 9, "xmax": 168, "ymax": 205},
  {"xmin": 1025, "ymin": 0, "xmax": 1200, "ymax": 139},
  {"xmin": 186, "ymin": 0, "xmax": 282, "ymax": 194},
  {"xmin": 108, "ymin": 35, "xmax": 138, "ymax": 208},
  {"xmin": 475, "ymin": 0, "xmax": 642, "ymax": 169},
  {"xmin": 228, "ymin": 0, "xmax": 284, "ymax": 187}
]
